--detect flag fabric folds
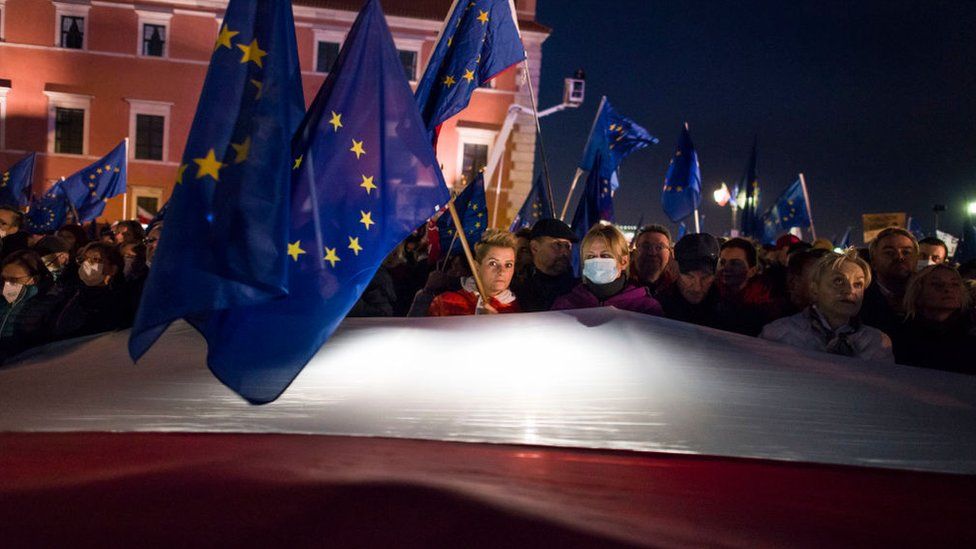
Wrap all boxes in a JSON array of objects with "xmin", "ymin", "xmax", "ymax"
[
  {"xmin": 437, "ymin": 172, "xmax": 488, "ymax": 257},
  {"xmin": 0, "ymin": 152, "xmax": 36, "ymax": 208},
  {"xmin": 24, "ymin": 182, "xmax": 70, "ymax": 234},
  {"xmin": 759, "ymin": 178, "xmax": 811, "ymax": 244},
  {"xmin": 834, "ymin": 226, "xmax": 852, "ymax": 249},
  {"xmin": 908, "ymin": 216, "xmax": 925, "ymax": 240},
  {"xmin": 193, "ymin": 0, "xmax": 450, "ymax": 403},
  {"xmin": 509, "ymin": 173, "xmax": 552, "ymax": 231},
  {"xmin": 661, "ymin": 126, "xmax": 701, "ymax": 223},
  {"xmin": 579, "ymin": 97, "xmax": 657, "ymax": 191},
  {"xmin": 61, "ymin": 140, "xmax": 127, "ymax": 222},
  {"xmin": 130, "ymin": 0, "xmax": 306, "ymax": 364},
  {"xmin": 415, "ymin": 0, "xmax": 526, "ymax": 137},
  {"xmin": 738, "ymin": 137, "xmax": 760, "ymax": 238},
  {"xmin": 570, "ymin": 156, "xmax": 615, "ymax": 275}
]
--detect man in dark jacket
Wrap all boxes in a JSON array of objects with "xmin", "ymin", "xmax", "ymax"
[
  {"xmin": 0, "ymin": 206, "xmax": 30, "ymax": 262},
  {"xmin": 511, "ymin": 218, "xmax": 578, "ymax": 312},
  {"xmin": 861, "ymin": 227, "xmax": 918, "ymax": 336},
  {"xmin": 658, "ymin": 233, "xmax": 722, "ymax": 327}
]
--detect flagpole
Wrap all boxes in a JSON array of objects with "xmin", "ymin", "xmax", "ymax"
[
  {"xmin": 490, "ymin": 160, "xmax": 504, "ymax": 228},
  {"xmin": 122, "ymin": 137, "xmax": 129, "ymax": 220},
  {"xmin": 798, "ymin": 172, "xmax": 816, "ymax": 240},
  {"xmin": 520, "ymin": 58, "xmax": 557, "ymax": 217},
  {"xmin": 559, "ymin": 168, "xmax": 583, "ymax": 221},
  {"xmin": 693, "ymin": 209, "xmax": 701, "ymax": 234},
  {"xmin": 447, "ymin": 201, "xmax": 489, "ymax": 301}
]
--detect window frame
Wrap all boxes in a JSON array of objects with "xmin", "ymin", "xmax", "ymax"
[
  {"xmin": 136, "ymin": 9, "xmax": 173, "ymax": 58},
  {"xmin": 128, "ymin": 185, "xmax": 164, "ymax": 222},
  {"xmin": 0, "ymin": 83, "xmax": 8, "ymax": 151},
  {"xmin": 125, "ymin": 98, "xmax": 172, "ymax": 163},
  {"xmin": 393, "ymin": 37, "xmax": 423, "ymax": 83},
  {"xmin": 454, "ymin": 126, "xmax": 497, "ymax": 188},
  {"xmin": 44, "ymin": 91, "xmax": 91, "ymax": 156},
  {"xmin": 0, "ymin": 0, "xmax": 7, "ymax": 42},
  {"xmin": 312, "ymin": 28, "xmax": 346, "ymax": 75},
  {"xmin": 53, "ymin": 2, "xmax": 91, "ymax": 50}
]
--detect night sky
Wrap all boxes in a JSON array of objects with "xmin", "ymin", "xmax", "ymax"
[{"xmin": 533, "ymin": 0, "xmax": 976, "ymax": 244}]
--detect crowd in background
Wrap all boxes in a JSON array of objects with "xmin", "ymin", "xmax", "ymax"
[{"xmin": 1, "ymin": 202, "xmax": 974, "ymax": 374}]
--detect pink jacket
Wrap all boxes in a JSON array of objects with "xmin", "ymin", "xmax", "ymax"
[{"xmin": 551, "ymin": 283, "xmax": 664, "ymax": 316}]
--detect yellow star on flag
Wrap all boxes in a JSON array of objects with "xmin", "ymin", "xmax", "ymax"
[
  {"xmin": 250, "ymin": 79, "xmax": 263, "ymax": 99},
  {"xmin": 359, "ymin": 175, "xmax": 377, "ymax": 195},
  {"xmin": 443, "ymin": 75, "xmax": 457, "ymax": 88},
  {"xmin": 287, "ymin": 241, "xmax": 306, "ymax": 261},
  {"xmin": 350, "ymin": 140, "xmax": 366, "ymax": 159},
  {"xmin": 359, "ymin": 210, "xmax": 375, "ymax": 230},
  {"xmin": 237, "ymin": 39, "xmax": 268, "ymax": 68},
  {"xmin": 214, "ymin": 24, "xmax": 238, "ymax": 51},
  {"xmin": 96, "ymin": 168, "xmax": 103, "ymax": 174},
  {"xmin": 176, "ymin": 164, "xmax": 187, "ymax": 185},
  {"xmin": 193, "ymin": 149, "xmax": 225, "ymax": 181},
  {"xmin": 89, "ymin": 174, "xmax": 95, "ymax": 180},
  {"xmin": 348, "ymin": 236, "xmax": 363, "ymax": 256},
  {"xmin": 477, "ymin": 10, "xmax": 489, "ymax": 24},
  {"xmin": 329, "ymin": 111, "xmax": 343, "ymax": 132},
  {"xmin": 231, "ymin": 136, "xmax": 251, "ymax": 164},
  {"xmin": 293, "ymin": 155, "xmax": 303, "ymax": 170},
  {"xmin": 323, "ymin": 246, "xmax": 340, "ymax": 267},
  {"xmin": 462, "ymin": 69, "xmax": 475, "ymax": 83}
]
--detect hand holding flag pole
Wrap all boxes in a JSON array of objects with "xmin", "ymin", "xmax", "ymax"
[{"xmin": 446, "ymin": 200, "xmax": 490, "ymax": 301}]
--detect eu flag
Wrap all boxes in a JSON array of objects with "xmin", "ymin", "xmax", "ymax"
[
  {"xmin": 570, "ymin": 156, "xmax": 614, "ymax": 273},
  {"xmin": 130, "ymin": 0, "xmax": 306, "ymax": 363},
  {"xmin": 579, "ymin": 97, "xmax": 657, "ymax": 191},
  {"xmin": 661, "ymin": 126, "xmax": 701, "ymax": 223},
  {"xmin": 416, "ymin": 0, "xmax": 526, "ymax": 136},
  {"xmin": 509, "ymin": 173, "xmax": 553, "ymax": 231},
  {"xmin": 760, "ymin": 178, "xmax": 811, "ymax": 244},
  {"xmin": 24, "ymin": 182, "xmax": 70, "ymax": 234},
  {"xmin": 908, "ymin": 216, "xmax": 925, "ymax": 240},
  {"xmin": 62, "ymin": 140, "xmax": 126, "ymax": 222},
  {"xmin": 195, "ymin": 0, "xmax": 450, "ymax": 404},
  {"xmin": 737, "ymin": 137, "xmax": 760, "ymax": 238},
  {"xmin": 437, "ymin": 172, "xmax": 488, "ymax": 257},
  {"xmin": 0, "ymin": 152, "xmax": 36, "ymax": 208}
]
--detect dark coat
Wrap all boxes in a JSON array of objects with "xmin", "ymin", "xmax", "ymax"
[
  {"xmin": 0, "ymin": 282, "xmax": 70, "ymax": 362},
  {"xmin": 51, "ymin": 283, "xmax": 130, "ymax": 340},
  {"xmin": 893, "ymin": 313, "xmax": 976, "ymax": 374},
  {"xmin": 511, "ymin": 266, "xmax": 578, "ymax": 312}
]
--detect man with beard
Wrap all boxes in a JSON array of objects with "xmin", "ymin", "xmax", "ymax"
[
  {"xmin": 511, "ymin": 218, "xmax": 578, "ymax": 312},
  {"xmin": 861, "ymin": 227, "xmax": 918, "ymax": 336},
  {"xmin": 631, "ymin": 225, "xmax": 677, "ymax": 296}
]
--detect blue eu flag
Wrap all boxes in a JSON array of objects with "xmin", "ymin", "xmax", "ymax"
[
  {"xmin": 130, "ymin": 0, "xmax": 306, "ymax": 364},
  {"xmin": 24, "ymin": 182, "xmax": 70, "ymax": 234},
  {"xmin": 0, "ymin": 152, "xmax": 36, "ymax": 208},
  {"xmin": 509, "ymin": 173, "xmax": 553, "ymax": 231},
  {"xmin": 579, "ymin": 97, "xmax": 657, "ymax": 191},
  {"xmin": 416, "ymin": 0, "xmax": 526, "ymax": 137},
  {"xmin": 737, "ymin": 137, "xmax": 761, "ymax": 238},
  {"xmin": 195, "ymin": 0, "xmax": 450, "ymax": 404},
  {"xmin": 760, "ymin": 178, "xmax": 811, "ymax": 244},
  {"xmin": 570, "ymin": 156, "xmax": 614, "ymax": 274},
  {"xmin": 62, "ymin": 140, "xmax": 126, "ymax": 222},
  {"xmin": 908, "ymin": 216, "xmax": 925, "ymax": 240},
  {"xmin": 438, "ymin": 172, "xmax": 488, "ymax": 257},
  {"xmin": 661, "ymin": 125, "xmax": 701, "ymax": 223}
]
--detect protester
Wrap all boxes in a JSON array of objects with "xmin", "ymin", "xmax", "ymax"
[
  {"xmin": 429, "ymin": 230, "xmax": 519, "ymax": 315},
  {"xmin": 112, "ymin": 220, "xmax": 146, "ymax": 246},
  {"xmin": 761, "ymin": 250, "xmax": 894, "ymax": 361},
  {"xmin": 917, "ymin": 237, "xmax": 948, "ymax": 267},
  {"xmin": 786, "ymin": 248, "xmax": 831, "ymax": 311},
  {"xmin": 347, "ymin": 263, "xmax": 397, "ymax": 317},
  {"xmin": 143, "ymin": 223, "xmax": 162, "ymax": 268},
  {"xmin": 388, "ymin": 231, "xmax": 432, "ymax": 316},
  {"xmin": 552, "ymin": 224, "xmax": 663, "ymax": 315},
  {"xmin": 894, "ymin": 264, "xmax": 975, "ymax": 373},
  {"xmin": 32, "ymin": 235, "xmax": 78, "ymax": 290},
  {"xmin": 861, "ymin": 227, "xmax": 918, "ymax": 336},
  {"xmin": 0, "ymin": 206, "xmax": 30, "ymax": 261},
  {"xmin": 407, "ymin": 254, "xmax": 468, "ymax": 317},
  {"xmin": 56, "ymin": 224, "xmax": 89, "ymax": 258},
  {"xmin": 631, "ymin": 224, "xmax": 677, "ymax": 296},
  {"xmin": 510, "ymin": 218, "xmax": 578, "ymax": 311},
  {"xmin": 513, "ymin": 227, "xmax": 533, "ymax": 275},
  {"xmin": 0, "ymin": 250, "xmax": 68, "ymax": 362},
  {"xmin": 656, "ymin": 233, "xmax": 721, "ymax": 326},
  {"xmin": 714, "ymin": 237, "xmax": 770, "ymax": 335},
  {"xmin": 51, "ymin": 242, "xmax": 130, "ymax": 338}
]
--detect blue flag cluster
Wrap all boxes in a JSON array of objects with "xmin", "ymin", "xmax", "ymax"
[
  {"xmin": 130, "ymin": 0, "xmax": 306, "ymax": 384},
  {"xmin": 438, "ymin": 172, "xmax": 488, "ymax": 257},
  {"xmin": 738, "ymin": 137, "xmax": 760, "ymax": 238},
  {"xmin": 570, "ymin": 155, "xmax": 614, "ymax": 273},
  {"xmin": 61, "ymin": 140, "xmax": 127, "ymax": 222},
  {"xmin": 759, "ymin": 178, "xmax": 811, "ymax": 244},
  {"xmin": 509, "ymin": 173, "xmax": 552, "ymax": 231},
  {"xmin": 24, "ymin": 182, "xmax": 70, "ymax": 234},
  {"xmin": 579, "ymin": 97, "xmax": 656, "ymax": 191},
  {"xmin": 415, "ymin": 0, "xmax": 526, "ymax": 137},
  {"xmin": 1, "ymin": 152, "xmax": 35, "ymax": 208},
  {"xmin": 661, "ymin": 126, "xmax": 701, "ymax": 223}
]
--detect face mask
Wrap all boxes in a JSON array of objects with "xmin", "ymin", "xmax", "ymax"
[
  {"xmin": 79, "ymin": 261, "xmax": 104, "ymax": 286},
  {"xmin": 3, "ymin": 282, "xmax": 24, "ymax": 303},
  {"xmin": 916, "ymin": 259, "xmax": 935, "ymax": 271},
  {"xmin": 583, "ymin": 258, "xmax": 619, "ymax": 285}
]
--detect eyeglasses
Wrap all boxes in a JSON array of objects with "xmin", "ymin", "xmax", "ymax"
[{"xmin": 77, "ymin": 255, "xmax": 105, "ymax": 265}]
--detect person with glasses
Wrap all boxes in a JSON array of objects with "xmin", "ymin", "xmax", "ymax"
[
  {"xmin": 0, "ymin": 250, "xmax": 67, "ymax": 363},
  {"xmin": 51, "ymin": 242, "xmax": 130, "ymax": 339},
  {"xmin": 32, "ymin": 235, "xmax": 79, "ymax": 290},
  {"xmin": 428, "ymin": 230, "xmax": 520, "ymax": 316},
  {"xmin": 631, "ymin": 224, "xmax": 677, "ymax": 297}
]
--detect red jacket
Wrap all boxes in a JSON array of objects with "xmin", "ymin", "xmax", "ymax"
[{"xmin": 428, "ymin": 289, "xmax": 521, "ymax": 316}]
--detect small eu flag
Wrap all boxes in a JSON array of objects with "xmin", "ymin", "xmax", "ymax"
[
  {"xmin": 571, "ymin": 155, "xmax": 615, "ymax": 240},
  {"xmin": 579, "ymin": 97, "xmax": 657, "ymax": 191},
  {"xmin": 834, "ymin": 226, "xmax": 852, "ymax": 249},
  {"xmin": 661, "ymin": 125, "xmax": 701, "ymax": 224},
  {"xmin": 61, "ymin": 140, "xmax": 127, "ymax": 222},
  {"xmin": 438, "ymin": 172, "xmax": 488, "ymax": 257},
  {"xmin": 760, "ymin": 178, "xmax": 811, "ymax": 244},
  {"xmin": 24, "ymin": 182, "xmax": 70, "ymax": 234},
  {"xmin": 416, "ymin": 0, "xmax": 526, "ymax": 137},
  {"xmin": 130, "ymin": 0, "xmax": 306, "ymax": 365},
  {"xmin": 738, "ymin": 137, "xmax": 761, "ymax": 239},
  {"xmin": 197, "ymin": 0, "xmax": 450, "ymax": 404},
  {"xmin": 0, "ymin": 152, "xmax": 36, "ymax": 208},
  {"xmin": 509, "ymin": 173, "xmax": 553, "ymax": 231}
]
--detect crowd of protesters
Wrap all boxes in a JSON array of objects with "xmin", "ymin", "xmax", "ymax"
[{"xmin": 1, "ymin": 201, "xmax": 974, "ymax": 374}]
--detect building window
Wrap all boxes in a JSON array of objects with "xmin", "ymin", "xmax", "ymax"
[
  {"xmin": 460, "ymin": 143, "xmax": 488, "ymax": 186},
  {"xmin": 0, "ymin": 82, "xmax": 9, "ymax": 151},
  {"xmin": 143, "ymin": 24, "xmax": 165, "ymax": 57},
  {"xmin": 316, "ymin": 41, "xmax": 339, "ymax": 73},
  {"xmin": 130, "ymin": 186, "xmax": 164, "ymax": 223},
  {"xmin": 398, "ymin": 50, "xmax": 418, "ymax": 82},
  {"xmin": 135, "ymin": 114, "xmax": 164, "ymax": 160},
  {"xmin": 60, "ymin": 15, "xmax": 84, "ymax": 49},
  {"xmin": 55, "ymin": 108, "xmax": 85, "ymax": 154},
  {"xmin": 454, "ymin": 126, "xmax": 497, "ymax": 187}
]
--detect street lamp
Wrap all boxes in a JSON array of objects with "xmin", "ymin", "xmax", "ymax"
[
  {"xmin": 967, "ymin": 201, "xmax": 976, "ymax": 216},
  {"xmin": 711, "ymin": 182, "xmax": 738, "ymax": 236}
]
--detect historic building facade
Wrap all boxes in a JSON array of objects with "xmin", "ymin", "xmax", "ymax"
[{"xmin": 0, "ymin": 0, "xmax": 548, "ymax": 225}]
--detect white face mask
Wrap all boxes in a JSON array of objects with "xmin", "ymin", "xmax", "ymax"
[
  {"xmin": 916, "ymin": 259, "xmax": 935, "ymax": 271},
  {"xmin": 583, "ymin": 258, "xmax": 619, "ymax": 285},
  {"xmin": 3, "ymin": 281, "xmax": 24, "ymax": 303},
  {"xmin": 79, "ymin": 261, "xmax": 105, "ymax": 286}
]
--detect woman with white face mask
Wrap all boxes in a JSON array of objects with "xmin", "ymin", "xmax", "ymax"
[
  {"xmin": 0, "ymin": 250, "xmax": 66, "ymax": 363},
  {"xmin": 51, "ymin": 242, "xmax": 131, "ymax": 340},
  {"xmin": 551, "ymin": 224, "xmax": 663, "ymax": 316}
]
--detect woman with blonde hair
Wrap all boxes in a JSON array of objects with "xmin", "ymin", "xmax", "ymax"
[
  {"xmin": 761, "ymin": 250, "xmax": 893, "ymax": 361},
  {"xmin": 428, "ymin": 230, "xmax": 520, "ymax": 316},
  {"xmin": 552, "ymin": 224, "xmax": 662, "ymax": 315},
  {"xmin": 893, "ymin": 264, "xmax": 975, "ymax": 373}
]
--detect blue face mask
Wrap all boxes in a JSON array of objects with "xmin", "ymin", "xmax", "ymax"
[{"xmin": 583, "ymin": 258, "xmax": 619, "ymax": 285}]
